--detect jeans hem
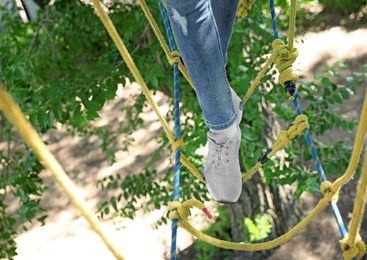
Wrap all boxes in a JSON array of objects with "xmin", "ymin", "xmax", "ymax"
[{"xmin": 205, "ymin": 112, "xmax": 237, "ymax": 131}]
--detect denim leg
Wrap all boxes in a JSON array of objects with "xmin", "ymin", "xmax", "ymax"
[
  {"xmin": 210, "ymin": 0, "xmax": 240, "ymax": 63},
  {"xmin": 166, "ymin": 0, "xmax": 239, "ymax": 130}
]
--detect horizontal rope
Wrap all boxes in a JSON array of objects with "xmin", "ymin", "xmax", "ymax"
[{"xmin": 169, "ymin": 189, "xmax": 338, "ymax": 251}]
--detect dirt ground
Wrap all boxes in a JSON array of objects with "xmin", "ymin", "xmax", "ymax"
[{"xmin": 11, "ymin": 26, "xmax": 367, "ymax": 260}]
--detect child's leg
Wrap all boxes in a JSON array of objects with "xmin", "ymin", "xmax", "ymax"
[{"xmin": 166, "ymin": 0, "xmax": 239, "ymax": 131}]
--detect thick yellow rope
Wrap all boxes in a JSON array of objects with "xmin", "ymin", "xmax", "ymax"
[
  {"xmin": 237, "ymin": 0, "xmax": 257, "ymax": 17},
  {"xmin": 0, "ymin": 83, "xmax": 125, "ymax": 260},
  {"xmin": 177, "ymin": 89, "xmax": 367, "ymax": 252},
  {"xmin": 288, "ymin": 0, "xmax": 297, "ymax": 52},
  {"xmin": 341, "ymin": 235, "xmax": 366, "ymax": 260},
  {"xmin": 345, "ymin": 148, "xmax": 367, "ymax": 251},
  {"xmin": 169, "ymin": 187, "xmax": 338, "ymax": 251},
  {"xmin": 242, "ymin": 115, "xmax": 309, "ymax": 182},
  {"xmin": 90, "ymin": 0, "xmax": 204, "ymax": 182},
  {"xmin": 267, "ymin": 114, "xmax": 309, "ymax": 157},
  {"xmin": 242, "ymin": 38, "xmax": 299, "ymax": 107},
  {"xmin": 339, "ymin": 92, "xmax": 367, "ymax": 260},
  {"xmin": 242, "ymin": 0, "xmax": 299, "ymax": 105},
  {"xmin": 98, "ymin": 0, "xmax": 367, "ymax": 256},
  {"xmin": 272, "ymin": 39, "xmax": 299, "ymax": 87},
  {"xmin": 93, "ymin": 0, "xmax": 367, "ymax": 255},
  {"xmin": 0, "ymin": 0, "xmax": 364, "ymax": 256},
  {"xmin": 332, "ymin": 89, "xmax": 367, "ymax": 192},
  {"xmin": 241, "ymin": 56, "xmax": 273, "ymax": 106}
]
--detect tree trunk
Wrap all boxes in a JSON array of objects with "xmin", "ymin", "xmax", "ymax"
[{"xmin": 227, "ymin": 96, "xmax": 303, "ymax": 259}]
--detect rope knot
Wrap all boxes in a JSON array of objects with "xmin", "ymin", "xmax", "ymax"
[
  {"xmin": 272, "ymin": 39, "xmax": 299, "ymax": 86},
  {"xmin": 280, "ymin": 48, "xmax": 290, "ymax": 59},
  {"xmin": 237, "ymin": 0, "xmax": 256, "ymax": 17},
  {"xmin": 320, "ymin": 181, "xmax": 339, "ymax": 202},
  {"xmin": 294, "ymin": 115, "xmax": 309, "ymax": 135},
  {"xmin": 168, "ymin": 199, "xmax": 212, "ymax": 221},
  {"xmin": 169, "ymin": 201, "xmax": 190, "ymax": 221},
  {"xmin": 172, "ymin": 139, "xmax": 184, "ymax": 152},
  {"xmin": 168, "ymin": 51, "xmax": 181, "ymax": 65},
  {"xmin": 340, "ymin": 236, "xmax": 367, "ymax": 260},
  {"xmin": 320, "ymin": 181, "xmax": 333, "ymax": 195},
  {"xmin": 294, "ymin": 114, "xmax": 308, "ymax": 125},
  {"xmin": 277, "ymin": 130, "xmax": 291, "ymax": 147}
]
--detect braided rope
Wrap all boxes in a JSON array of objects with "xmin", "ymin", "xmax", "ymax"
[{"xmin": 237, "ymin": 0, "xmax": 257, "ymax": 17}]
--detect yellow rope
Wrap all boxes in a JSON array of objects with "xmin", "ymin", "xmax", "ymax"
[
  {"xmin": 331, "ymin": 89, "xmax": 367, "ymax": 260},
  {"xmin": 0, "ymin": 83, "xmax": 125, "ymax": 260},
  {"xmin": 92, "ymin": 0, "xmax": 367, "ymax": 254},
  {"xmin": 170, "ymin": 188, "xmax": 338, "ymax": 251},
  {"xmin": 169, "ymin": 91, "xmax": 367, "ymax": 251},
  {"xmin": 288, "ymin": 0, "xmax": 297, "ymax": 52},
  {"xmin": 342, "ymin": 149, "xmax": 367, "ymax": 259},
  {"xmin": 242, "ymin": 115, "xmax": 308, "ymax": 182},
  {"xmin": 241, "ymin": 56, "xmax": 273, "ymax": 106},
  {"xmin": 341, "ymin": 236, "xmax": 366, "ymax": 260},
  {"xmin": 268, "ymin": 114, "xmax": 308, "ymax": 157},
  {"xmin": 272, "ymin": 39, "xmax": 299, "ymax": 87},
  {"xmin": 242, "ymin": 0, "xmax": 299, "ymax": 105},
  {"xmin": 242, "ymin": 162, "xmax": 263, "ymax": 183},
  {"xmin": 242, "ymin": 39, "xmax": 299, "ymax": 105},
  {"xmin": 237, "ymin": 0, "xmax": 257, "ymax": 17},
  {"xmin": 90, "ymin": 0, "xmax": 204, "ymax": 182},
  {"xmin": 332, "ymin": 88, "xmax": 367, "ymax": 191},
  {"xmin": 0, "ymin": 0, "xmax": 365, "ymax": 256},
  {"xmin": 171, "ymin": 139, "xmax": 184, "ymax": 152},
  {"xmin": 339, "ymin": 95, "xmax": 367, "ymax": 259}
]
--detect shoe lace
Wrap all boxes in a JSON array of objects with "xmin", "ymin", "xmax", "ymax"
[{"xmin": 211, "ymin": 141, "xmax": 233, "ymax": 167}]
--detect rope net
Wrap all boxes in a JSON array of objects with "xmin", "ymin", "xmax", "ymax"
[
  {"xmin": 0, "ymin": 0, "xmax": 366, "ymax": 259},
  {"xmin": 89, "ymin": 0, "xmax": 367, "ymax": 258}
]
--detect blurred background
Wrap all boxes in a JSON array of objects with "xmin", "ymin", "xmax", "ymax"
[{"xmin": 0, "ymin": 0, "xmax": 366, "ymax": 259}]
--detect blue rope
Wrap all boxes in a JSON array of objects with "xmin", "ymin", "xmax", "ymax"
[
  {"xmin": 156, "ymin": 1, "xmax": 181, "ymax": 259},
  {"xmin": 268, "ymin": 0, "xmax": 351, "ymax": 248},
  {"xmin": 269, "ymin": 0, "xmax": 279, "ymax": 39}
]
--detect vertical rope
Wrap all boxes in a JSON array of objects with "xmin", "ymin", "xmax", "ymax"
[
  {"xmin": 170, "ymin": 62, "xmax": 181, "ymax": 260},
  {"xmin": 156, "ymin": 1, "xmax": 181, "ymax": 259},
  {"xmin": 288, "ymin": 0, "xmax": 297, "ymax": 52},
  {"xmin": 269, "ymin": 0, "xmax": 279, "ymax": 39},
  {"xmin": 348, "ymin": 148, "xmax": 367, "ymax": 246},
  {"xmin": 269, "ymin": 0, "xmax": 350, "ymax": 243}
]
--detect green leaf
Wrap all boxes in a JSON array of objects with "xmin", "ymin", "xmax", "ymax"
[
  {"xmin": 321, "ymin": 77, "xmax": 332, "ymax": 86},
  {"xmin": 111, "ymin": 197, "xmax": 118, "ymax": 211},
  {"xmin": 243, "ymin": 131, "xmax": 258, "ymax": 141},
  {"xmin": 332, "ymin": 93, "xmax": 342, "ymax": 104},
  {"xmin": 340, "ymin": 89, "xmax": 350, "ymax": 99},
  {"xmin": 37, "ymin": 215, "xmax": 48, "ymax": 226}
]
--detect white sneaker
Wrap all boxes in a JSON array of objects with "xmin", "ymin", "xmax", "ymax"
[{"xmin": 204, "ymin": 125, "xmax": 242, "ymax": 204}]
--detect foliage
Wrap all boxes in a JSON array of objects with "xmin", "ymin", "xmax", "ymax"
[
  {"xmin": 243, "ymin": 213, "xmax": 272, "ymax": 242},
  {"xmin": 269, "ymin": 62, "xmax": 365, "ymax": 197},
  {"xmin": 0, "ymin": 0, "xmax": 163, "ymax": 258},
  {"xmin": 0, "ymin": 0, "xmax": 366, "ymax": 258},
  {"xmin": 194, "ymin": 211, "xmax": 272, "ymax": 259}
]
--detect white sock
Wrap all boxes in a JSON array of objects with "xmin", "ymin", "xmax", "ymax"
[{"xmin": 210, "ymin": 122, "xmax": 237, "ymax": 143}]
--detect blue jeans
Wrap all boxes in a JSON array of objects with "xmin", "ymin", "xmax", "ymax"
[{"xmin": 167, "ymin": 0, "xmax": 240, "ymax": 131}]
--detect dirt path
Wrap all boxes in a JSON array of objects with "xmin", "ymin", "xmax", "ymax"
[{"xmin": 14, "ymin": 27, "xmax": 367, "ymax": 260}]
